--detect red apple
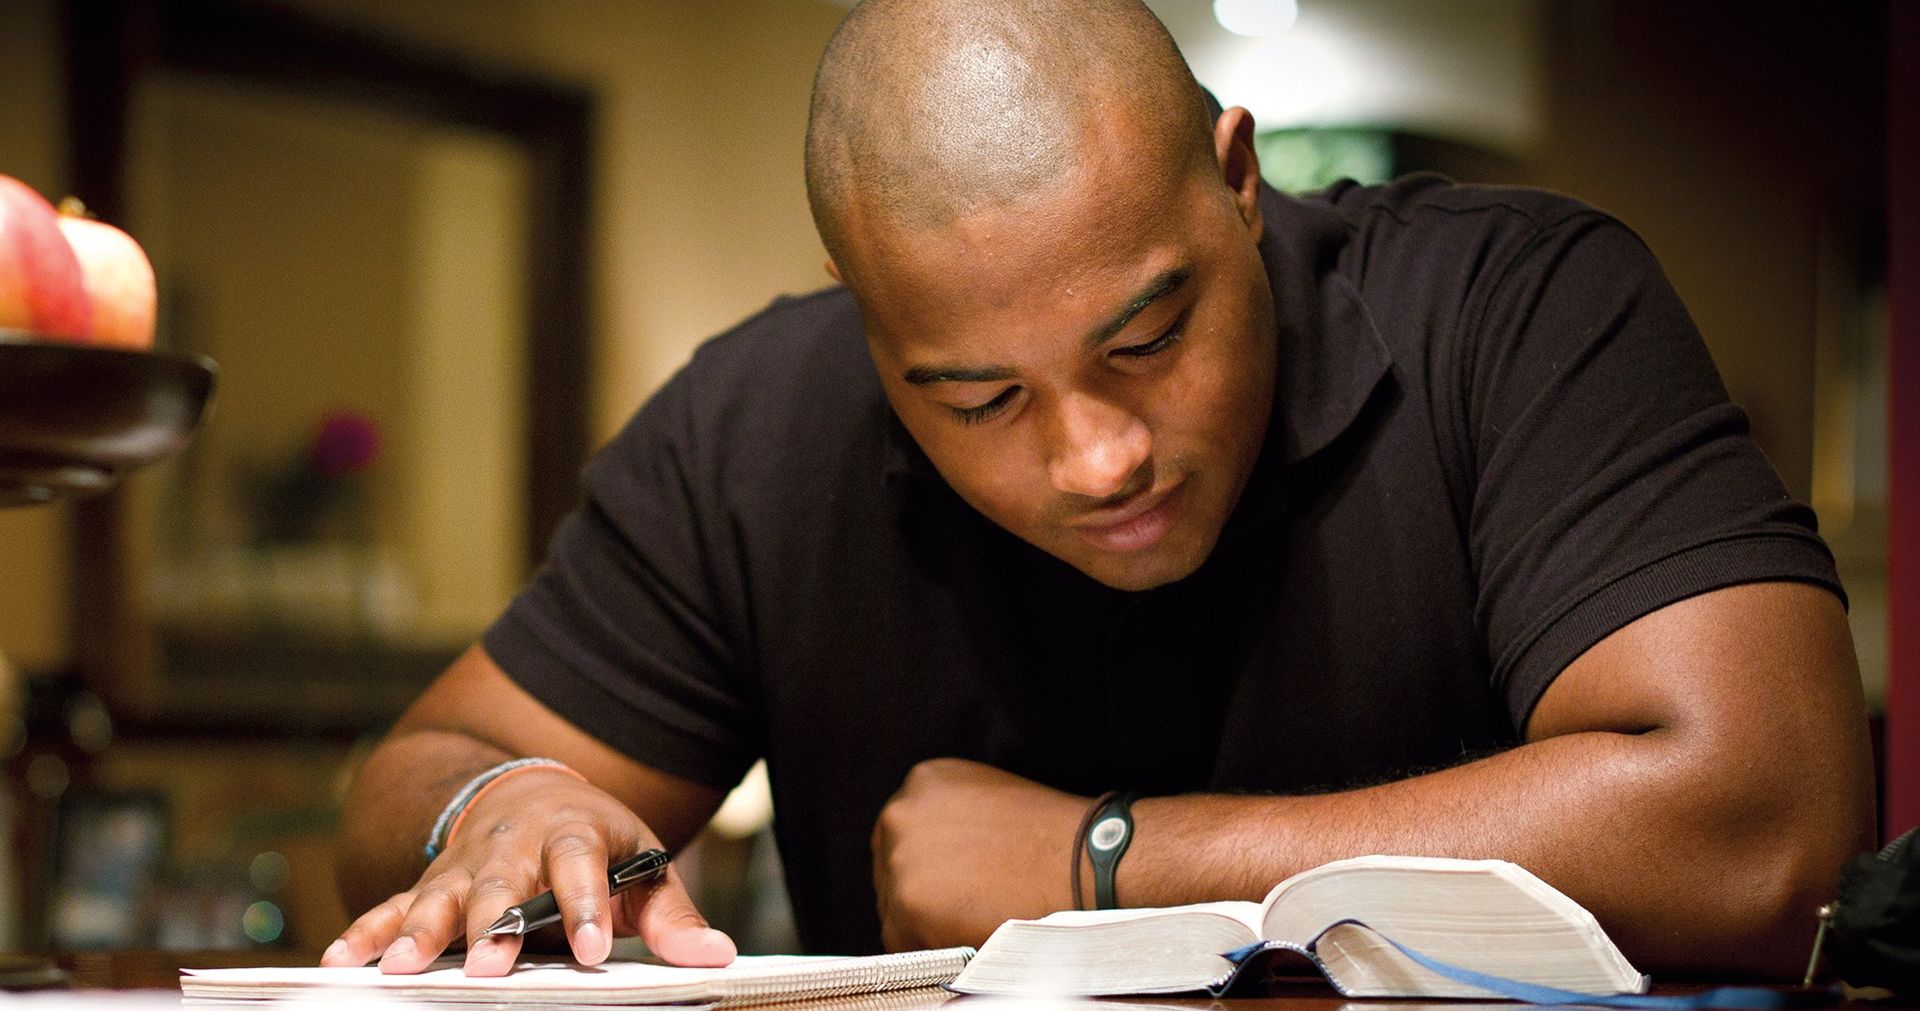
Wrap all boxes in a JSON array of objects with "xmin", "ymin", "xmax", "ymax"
[
  {"xmin": 0, "ymin": 174, "xmax": 91, "ymax": 339},
  {"xmin": 57, "ymin": 198, "xmax": 157, "ymax": 350}
]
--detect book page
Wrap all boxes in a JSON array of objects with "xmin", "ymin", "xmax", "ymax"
[
  {"xmin": 1254, "ymin": 856, "xmax": 1642, "ymax": 997},
  {"xmin": 952, "ymin": 911, "xmax": 1256, "ymax": 997},
  {"xmin": 1031, "ymin": 899, "xmax": 1264, "ymax": 934}
]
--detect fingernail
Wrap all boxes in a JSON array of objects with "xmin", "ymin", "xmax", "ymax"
[
  {"xmin": 465, "ymin": 936, "xmax": 508, "ymax": 975},
  {"xmin": 574, "ymin": 921, "xmax": 607, "ymax": 963},
  {"xmin": 322, "ymin": 939, "xmax": 350, "ymax": 965},
  {"xmin": 381, "ymin": 937, "xmax": 415, "ymax": 963}
]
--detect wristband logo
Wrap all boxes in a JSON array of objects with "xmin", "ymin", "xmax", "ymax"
[{"xmin": 1090, "ymin": 816, "xmax": 1131, "ymax": 851}]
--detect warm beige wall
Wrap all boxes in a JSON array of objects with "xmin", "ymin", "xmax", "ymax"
[
  {"xmin": 0, "ymin": 0, "xmax": 76, "ymax": 673},
  {"xmin": 402, "ymin": 130, "xmax": 530, "ymax": 644}
]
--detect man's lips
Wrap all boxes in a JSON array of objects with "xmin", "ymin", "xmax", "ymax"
[{"xmin": 1067, "ymin": 482, "xmax": 1184, "ymax": 553}]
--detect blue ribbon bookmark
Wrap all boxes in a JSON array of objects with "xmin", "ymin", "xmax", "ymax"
[{"xmin": 1225, "ymin": 920, "xmax": 1842, "ymax": 1009}]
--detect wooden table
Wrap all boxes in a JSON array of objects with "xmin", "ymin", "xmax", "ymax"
[{"xmin": 23, "ymin": 949, "xmax": 1915, "ymax": 1009}]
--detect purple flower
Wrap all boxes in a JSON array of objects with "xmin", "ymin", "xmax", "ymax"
[{"xmin": 308, "ymin": 411, "xmax": 380, "ymax": 478}]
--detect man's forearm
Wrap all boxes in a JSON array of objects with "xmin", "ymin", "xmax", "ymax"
[
  {"xmin": 1119, "ymin": 726, "xmax": 1872, "ymax": 976},
  {"xmin": 337, "ymin": 728, "xmax": 515, "ymax": 915}
]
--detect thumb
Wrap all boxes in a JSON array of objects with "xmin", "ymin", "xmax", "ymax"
[{"xmin": 623, "ymin": 869, "xmax": 736, "ymax": 967}]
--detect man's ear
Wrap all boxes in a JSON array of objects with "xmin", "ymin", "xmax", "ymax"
[
  {"xmin": 1213, "ymin": 106, "xmax": 1263, "ymax": 237},
  {"xmin": 825, "ymin": 258, "xmax": 844, "ymax": 282}
]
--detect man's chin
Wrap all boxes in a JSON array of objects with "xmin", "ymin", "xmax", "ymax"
[{"xmin": 1063, "ymin": 537, "xmax": 1211, "ymax": 592}]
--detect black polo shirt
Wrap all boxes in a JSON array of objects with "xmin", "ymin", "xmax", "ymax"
[{"xmin": 484, "ymin": 175, "xmax": 1840, "ymax": 954}]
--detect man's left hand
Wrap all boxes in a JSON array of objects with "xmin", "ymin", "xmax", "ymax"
[{"xmin": 871, "ymin": 757, "xmax": 1089, "ymax": 951}]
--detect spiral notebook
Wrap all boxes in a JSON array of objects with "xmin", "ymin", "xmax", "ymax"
[{"xmin": 180, "ymin": 948, "xmax": 974, "ymax": 1007}]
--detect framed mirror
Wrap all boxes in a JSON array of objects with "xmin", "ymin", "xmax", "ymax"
[{"xmin": 64, "ymin": 0, "xmax": 594, "ymax": 731}]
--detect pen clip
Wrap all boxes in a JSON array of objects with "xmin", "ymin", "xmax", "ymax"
[
  {"xmin": 611, "ymin": 848, "xmax": 671, "ymax": 888},
  {"xmin": 1802, "ymin": 901, "xmax": 1836, "ymax": 987}
]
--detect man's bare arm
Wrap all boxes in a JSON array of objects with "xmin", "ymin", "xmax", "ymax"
[
  {"xmin": 875, "ymin": 582, "xmax": 1876, "ymax": 975},
  {"xmin": 331, "ymin": 645, "xmax": 735, "ymax": 974}
]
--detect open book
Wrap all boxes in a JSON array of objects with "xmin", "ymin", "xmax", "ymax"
[
  {"xmin": 949, "ymin": 855, "xmax": 1648, "ymax": 999},
  {"xmin": 180, "ymin": 948, "xmax": 974, "ymax": 1007}
]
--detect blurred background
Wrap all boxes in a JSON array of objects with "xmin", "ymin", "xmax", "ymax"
[{"xmin": 0, "ymin": 0, "xmax": 1899, "ymax": 965}]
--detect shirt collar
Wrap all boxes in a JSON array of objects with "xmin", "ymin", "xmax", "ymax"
[
  {"xmin": 1258, "ymin": 180, "xmax": 1395, "ymax": 467},
  {"xmin": 882, "ymin": 406, "xmax": 938, "ymax": 483}
]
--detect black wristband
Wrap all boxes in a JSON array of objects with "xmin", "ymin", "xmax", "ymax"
[
  {"xmin": 1086, "ymin": 791, "xmax": 1137, "ymax": 911},
  {"xmin": 1070, "ymin": 790, "xmax": 1116, "ymax": 911}
]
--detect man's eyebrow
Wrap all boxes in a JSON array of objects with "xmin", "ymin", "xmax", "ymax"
[
  {"xmin": 903, "ymin": 363, "xmax": 1020, "ymax": 386},
  {"xmin": 900, "ymin": 265, "xmax": 1192, "ymax": 387},
  {"xmin": 1083, "ymin": 265, "xmax": 1190, "ymax": 350}
]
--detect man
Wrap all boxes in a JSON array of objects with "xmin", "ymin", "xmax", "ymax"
[{"xmin": 326, "ymin": 0, "xmax": 1875, "ymax": 980}]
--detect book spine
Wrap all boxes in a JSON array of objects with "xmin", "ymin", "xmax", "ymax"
[{"xmin": 713, "ymin": 949, "xmax": 975, "ymax": 1008}]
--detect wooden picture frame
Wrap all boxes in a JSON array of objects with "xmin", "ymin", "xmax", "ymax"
[{"xmin": 61, "ymin": 0, "xmax": 594, "ymax": 733}]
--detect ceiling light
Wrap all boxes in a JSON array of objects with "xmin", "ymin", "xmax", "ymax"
[{"xmin": 1213, "ymin": 0, "xmax": 1299, "ymax": 37}]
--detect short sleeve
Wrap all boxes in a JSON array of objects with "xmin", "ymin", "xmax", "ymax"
[
  {"xmin": 483, "ymin": 365, "xmax": 761, "ymax": 791},
  {"xmin": 1463, "ymin": 212, "xmax": 1842, "ymax": 731}
]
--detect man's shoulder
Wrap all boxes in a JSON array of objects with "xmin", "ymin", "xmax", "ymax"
[
  {"xmin": 1317, "ymin": 173, "xmax": 1611, "ymax": 238},
  {"xmin": 1316, "ymin": 174, "xmax": 1630, "ymax": 285},
  {"xmin": 1304, "ymin": 174, "xmax": 1650, "ymax": 332}
]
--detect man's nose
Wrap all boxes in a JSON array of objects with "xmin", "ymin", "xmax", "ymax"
[{"xmin": 1046, "ymin": 393, "xmax": 1151, "ymax": 499}]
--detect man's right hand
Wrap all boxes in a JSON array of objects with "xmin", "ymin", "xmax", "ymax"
[
  {"xmin": 329, "ymin": 646, "xmax": 737, "ymax": 975},
  {"xmin": 322, "ymin": 764, "xmax": 737, "ymax": 976}
]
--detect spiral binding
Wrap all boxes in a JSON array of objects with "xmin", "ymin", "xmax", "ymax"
[{"xmin": 710, "ymin": 948, "xmax": 975, "ymax": 1007}]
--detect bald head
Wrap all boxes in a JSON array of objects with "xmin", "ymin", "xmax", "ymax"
[{"xmin": 805, "ymin": 0, "xmax": 1214, "ymax": 269}]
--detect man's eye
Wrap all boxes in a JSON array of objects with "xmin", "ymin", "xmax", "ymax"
[
  {"xmin": 952, "ymin": 387, "xmax": 1018, "ymax": 425},
  {"xmin": 1112, "ymin": 322, "xmax": 1184, "ymax": 359}
]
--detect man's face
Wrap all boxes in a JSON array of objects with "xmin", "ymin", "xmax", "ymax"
[{"xmin": 845, "ymin": 118, "xmax": 1277, "ymax": 591}]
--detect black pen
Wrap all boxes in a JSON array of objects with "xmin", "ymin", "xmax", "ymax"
[{"xmin": 483, "ymin": 848, "xmax": 671, "ymax": 937}]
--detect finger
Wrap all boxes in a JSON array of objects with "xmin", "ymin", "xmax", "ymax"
[
  {"xmin": 323, "ymin": 892, "xmax": 415, "ymax": 967},
  {"xmin": 380, "ymin": 870, "xmax": 472, "ymax": 974},
  {"xmin": 461, "ymin": 859, "xmax": 540, "ymax": 977},
  {"xmin": 630, "ymin": 867, "xmax": 736, "ymax": 967},
  {"xmin": 461, "ymin": 931, "xmax": 523, "ymax": 978},
  {"xmin": 540, "ymin": 824, "xmax": 616, "ymax": 966}
]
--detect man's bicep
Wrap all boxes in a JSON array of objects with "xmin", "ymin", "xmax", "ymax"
[
  {"xmin": 395, "ymin": 643, "xmax": 729, "ymax": 850},
  {"xmin": 1524, "ymin": 581, "xmax": 1874, "ymax": 837}
]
